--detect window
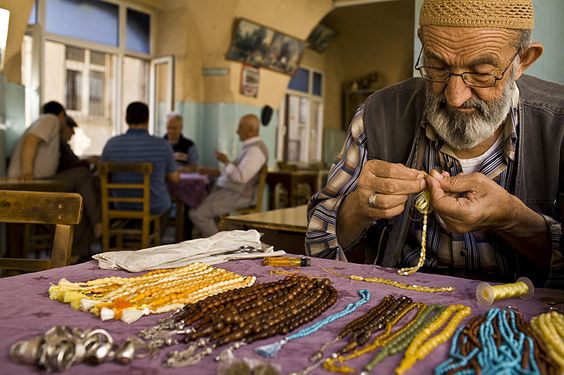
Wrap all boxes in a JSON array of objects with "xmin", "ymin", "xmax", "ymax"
[
  {"xmin": 0, "ymin": 8, "xmax": 9, "ymax": 70},
  {"xmin": 45, "ymin": 0, "xmax": 119, "ymax": 47},
  {"xmin": 278, "ymin": 68, "xmax": 324, "ymax": 163},
  {"xmin": 127, "ymin": 8, "xmax": 151, "ymax": 53},
  {"xmin": 23, "ymin": 0, "xmax": 154, "ymax": 156}
]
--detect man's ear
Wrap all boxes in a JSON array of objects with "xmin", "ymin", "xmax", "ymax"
[{"xmin": 515, "ymin": 42, "xmax": 543, "ymax": 79}]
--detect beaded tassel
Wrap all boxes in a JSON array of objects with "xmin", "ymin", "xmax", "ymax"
[
  {"xmin": 255, "ymin": 289, "xmax": 371, "ymax": 358},
  {"xmin": 397, "ymin": 190, "xmax": 432, "ymax": 276}
]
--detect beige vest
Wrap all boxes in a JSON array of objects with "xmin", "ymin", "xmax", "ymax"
[{"xmin": 216, "ymin": 139, "xmax": 268, "ymax": 199}]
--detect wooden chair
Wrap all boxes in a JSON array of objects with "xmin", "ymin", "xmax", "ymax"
[
  {"xmin": 232, "ymin": 164, "xmax": 268, "ymax": 215},
  {"xmin": 217, "ymin": 165, "xmax": 268, "ymax": 231},
  {"xmin": 98, "ymin": 162, "xmax": 163, "ymax": 251},
  {"xmin": 0, "ymin": 190, "xmax": 82, "ymax": 272}
]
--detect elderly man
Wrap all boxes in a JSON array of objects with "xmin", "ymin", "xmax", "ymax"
[
  {"xmin": 190, "ymin": 114, "xmax": 268, "ymax": 237},
  {"xmin": 164, "ymin": 112, "xmax": 199, "ymax": 170},
  {"xmin": 101, "ymin": 102, "xmax": 179, "ymax": 215},
  {"xmin": 306, "ymin": 0, "xmax": 563, "ymax": 288}
]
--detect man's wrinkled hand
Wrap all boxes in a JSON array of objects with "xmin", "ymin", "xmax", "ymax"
[
  {"xmin": 355, "ymin": 160, "xmax": 426, "ymax": 222},
  {"xmin": 425, "ymin": 170, "xmax": 515, "ymax": 233}
]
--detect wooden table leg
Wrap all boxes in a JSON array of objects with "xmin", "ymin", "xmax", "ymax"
[{"xmin": 176, "ymin": 201, "xmax": 185, "ymax": 243}]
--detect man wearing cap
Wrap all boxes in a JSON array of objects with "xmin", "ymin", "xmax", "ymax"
[{"xmin": 306, "ymin": 0, "xmax": 563, "ymax": 287}]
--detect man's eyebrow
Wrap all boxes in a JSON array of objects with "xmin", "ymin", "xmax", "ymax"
[{"xmin": 424, "ymin": 50, "xmax": 499, "ymax": 67}]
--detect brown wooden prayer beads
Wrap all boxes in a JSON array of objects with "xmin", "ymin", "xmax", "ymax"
[{"xmin": 172, "ymin": 276, "xmax": 337, "ymax": 348}]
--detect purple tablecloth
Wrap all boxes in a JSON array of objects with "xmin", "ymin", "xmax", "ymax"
[
  {"xmin": 1, "ymin": 257, "xmax": 562, "ymax": 375},
  {"xmin": 168, "ymin": 173, "xmax": 209, "ymax": 209}
]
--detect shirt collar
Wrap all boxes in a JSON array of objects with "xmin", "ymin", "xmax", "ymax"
[
  {"xmin": 126, "ymin": 128, "xmax": 149, "ymax": 134},
  {"xmin": 243, "ymin": 136, "xmax": 262, "ymax": 145}
]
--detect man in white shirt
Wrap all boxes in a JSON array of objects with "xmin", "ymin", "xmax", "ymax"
[
  {"xmin": 8, "ymin": 101, "xmax": 66, "ymax": 180},
  {"xmin": 190, "ymin": 114, "xmax": 268, "ymax": 237},
  {"xmin": 8, "ymin": 101, "xmax": 101, "ymax": 259}
]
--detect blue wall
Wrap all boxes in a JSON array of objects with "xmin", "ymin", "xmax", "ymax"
[
  {"xmin": 175, "ymin": 101, "xmax": 278, "ymax": 168},
  {"xmin": 528, "ymin": 0, "xmax": 564, "ymax": 83}
]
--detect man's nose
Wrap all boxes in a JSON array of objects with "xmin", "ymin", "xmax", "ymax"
[{"xmin": 443, "ymin": 75, "xmax": 473, "ymax": 109}]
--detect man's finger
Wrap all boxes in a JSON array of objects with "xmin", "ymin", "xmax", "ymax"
[{"xmin": 367, "ymin": 160, "xmax": 425, "ymax": 180}]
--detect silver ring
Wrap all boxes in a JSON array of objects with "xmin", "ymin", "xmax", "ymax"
[{"xmin": 368, "ymin": 193, "xmax": 378, "ymax": 208}]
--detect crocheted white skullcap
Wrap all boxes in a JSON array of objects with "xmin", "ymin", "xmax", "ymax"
[{"xmin": 419, "ymin": 0, "xmax": 534, "ymax": 30}]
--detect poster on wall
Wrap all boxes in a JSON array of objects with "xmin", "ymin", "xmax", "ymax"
[
  {"xmin": 226, "ymin": 19, "xmax": 273, "ymax": 67},
  {"xmin": 240, "ymin": 64, "xmax": 259, "ymax": 97},
  {"xmin": 226, "ymin": 18, "xmax": 305, "ymax": 76}
]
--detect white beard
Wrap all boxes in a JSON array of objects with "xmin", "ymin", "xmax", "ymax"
[{"xmin": 424, "ymin": 79, "xmax": 515, "ymax": 150}]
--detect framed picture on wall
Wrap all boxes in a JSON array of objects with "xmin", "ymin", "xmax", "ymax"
[
  {"xmin": 263, "ymin": 32, "xmax": 305, "ymax": 75},
  {"xmin": 240, "ymin": 64, "xmax": 259, "ymax": 97},
  {"xmin": 226, "ymin": 19, "xmax": 274, "ymax": 66},
  {"xmin": 226, "ymin": 18, "xmax": 305, "ymax": 76}
]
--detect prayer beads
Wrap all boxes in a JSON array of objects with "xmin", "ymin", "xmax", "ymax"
[
  {"xmin": 436, "ymin": 308, "xmax": 559, "ymax": 375},
  {"xmin": 395, "ymin": 304, "xmax": 471, "ymax": 375},
  {"xmin": 530, "ymin": 311, "xmax": 564, "ymax": 372},
  {"xmin": 49, "ymin": 263, "xmax": 255, "ymax": 323},
  {"xmin": 141, "ymin": 276, "xmax": 338, "ymax": 368},
  {"xmin": 397, "ymin": 189, "xmax": 432, "ymax": 276}
]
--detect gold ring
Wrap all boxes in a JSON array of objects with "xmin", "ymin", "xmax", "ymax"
[{"xmin": 368, "ymin": 193, "xmax": 378, "ymax": 208}]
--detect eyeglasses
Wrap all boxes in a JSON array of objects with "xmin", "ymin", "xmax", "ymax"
[{"xmin": 414, "ymin": 47, "xmax": 521, "ymax": 88}]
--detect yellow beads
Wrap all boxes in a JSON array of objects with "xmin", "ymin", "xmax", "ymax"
[
  {"xmin": 49, "ymin": 263, "xmax": 255, "ymax": 323},
  {"xmin": 398, "ymin": 190, "xmax": 432, "ymax": 276},
  {"xmin": 530, "ymin": 311, "xmax": 564, "ymax": 371},
  {"xmin": 349, "ymin": 275, "xmax": 455, "ymax": 293},
  {"xmin": 395, "ymin": 304, "xmax": 472, "ymax": 375}
]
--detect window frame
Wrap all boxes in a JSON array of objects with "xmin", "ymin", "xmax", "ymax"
[
  {"xmin": 278, "ymin": 66, "xmax": 324, "ymax": 163},
  {"xmin": 25, "ymin": 0, "xmax": 156, "ymax": 136}
]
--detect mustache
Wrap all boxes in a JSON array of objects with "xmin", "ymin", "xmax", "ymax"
[{"xmin": 434, "ymin": 95, "xmax": 490, "ymax": 118}]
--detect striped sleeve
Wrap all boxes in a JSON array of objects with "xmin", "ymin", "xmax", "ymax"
[
  {"xmin": 541, "ymin": 214, "xmax": 564, "ymax": 288},
  {"xmin": 305, "ymin": 109, "xmax": 368, "ymax": 260}
]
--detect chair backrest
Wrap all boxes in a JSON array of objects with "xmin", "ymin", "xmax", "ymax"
[
  {"xmin": 229, "ymin": 164, "xmax": 268, "ymax": 217},
  {"xmin": 0, "ymin": 190, "xmax": 82, "ymax": 272},
  {"xmin": 98, "ymin": 161, "xmax": 159, "ymax": 250},
  {"xmin": 98, "ymin": 161, "xmax": 153, "ymax": 218},
  {"xmin": 254, "ymin": 164, "xmax": 268, "ymax": 212}
]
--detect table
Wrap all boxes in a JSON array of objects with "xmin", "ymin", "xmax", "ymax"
[
  {"xmin": 0, "ymin": 257, "xmax": 561, "ymax": 375},
  {"xmin": 0, "ymin": 179, "xmax": 66, "ymax": 258},
  {"xmin": 220, "ymin": 205, "xmax": 308, "ymax": 254},
  {"xmin": 0, "ymin": 178, "xmax": 65, "ymax": 192},
  {"xmin": 168, "ymin": 173, "xmax": 209, "ymax": 241},
  {"xmin": 266, "ymin": 169, "xmax": 328, "ymax": 209}
]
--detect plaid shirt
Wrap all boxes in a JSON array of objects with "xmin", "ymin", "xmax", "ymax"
[{"xmin": 306, "ymin": 91, "xmax": 563, "ymax": 286}]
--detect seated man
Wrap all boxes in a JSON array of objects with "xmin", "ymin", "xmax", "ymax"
[
  {"xmin": 164, "ymin": 112, "xmax": 199, "ymax": 171},
  {"xmin": 306, "ymin": 0, "xmax": 563, "ymax": 288},
  {"xmin": 8, "ymin": 101, "xmax": 101, "ymax": 258},
  {"xmin": 190, "ymin": 114, "xmax": 268, "ymax": 237},
  {"xmin": 57, "ymin": 116, "xmax": 99, "ymax": 173},
  {"xmin": 101, "ymin": 102, "xmax": 179, "ymax": 215}
]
